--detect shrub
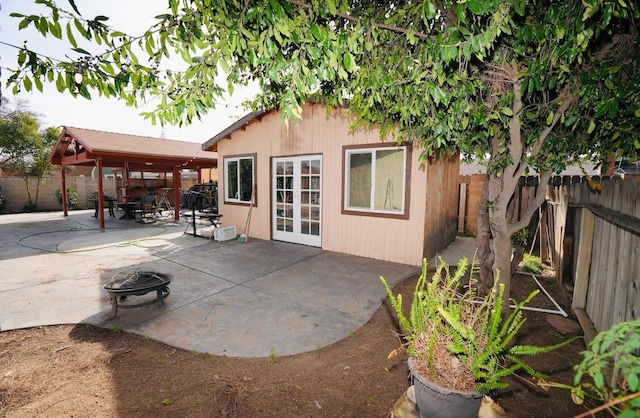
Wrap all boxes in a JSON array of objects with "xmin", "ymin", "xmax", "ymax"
[
  {"xmin": 0, "ymin": 185, "xmax": 6, "ymax": 211},
  {"xmin": 539, "ymin": 319, "xmax": 640, "ymax": 416},
  {"xmin": 522, "ymin": 254, "xmax": 544, "ymax": 274},
  {"xmin": 55, "ymin": 186, "xmax": 79, "ymax": 208}
]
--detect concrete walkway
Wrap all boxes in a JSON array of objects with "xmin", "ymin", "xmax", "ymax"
[{"xmin": 0, "ymin": 210, "xmax": 477, "ymax": 358}]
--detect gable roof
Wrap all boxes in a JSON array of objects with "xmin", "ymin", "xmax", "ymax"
[
  {"xmin": 202, "ymin": 109, "xmax": 269, "ymax": 152},
  {"xmin": 50, "ymin": 126, "xmax": 217, "ymax": 171}
]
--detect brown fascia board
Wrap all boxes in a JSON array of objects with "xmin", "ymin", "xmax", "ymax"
[{"xmin": 202, "ymin": 108, "xmax": 269, "ymax": 151}]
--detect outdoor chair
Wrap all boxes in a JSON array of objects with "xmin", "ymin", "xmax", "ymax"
[{"xmin": 137, "ymin": 194, "xmax": 158, "ymax": 219}]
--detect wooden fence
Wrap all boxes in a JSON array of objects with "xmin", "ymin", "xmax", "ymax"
[
  {"xmin": 547, "ymin": 175, "xmax": 640, "ymax": 341},
  {"xmin": 459, "ymin": 174, "xmax": 640, "ymax": 340}
]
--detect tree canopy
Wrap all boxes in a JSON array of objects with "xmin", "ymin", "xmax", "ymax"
[
  {"xmin": 0, "ymin": 100, "xmax": 42, "ymax": 168},
  {"xmin": 6, "ymin": 0, "xmax": 640, "ymax": 306},
  {"xmin": 0, "ymin": 100, "xmax": 60, "ymax": 210}
]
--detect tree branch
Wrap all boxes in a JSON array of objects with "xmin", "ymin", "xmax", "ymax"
[
  {"xmin": 504, "ymin": 79, "xmax": 524, "ymax": 184},
  {"xmin": 285, "ymin": 0, "xmax": 430, "ymax": 40},
  {"xmin": 508, "ymin": 168, "xmax": 552, "ymax": 234},
  {"xmin": 530, "ymin": 86, "xmax": 576, "ymax": 157}
]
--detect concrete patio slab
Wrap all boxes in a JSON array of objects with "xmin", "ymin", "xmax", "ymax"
[{"xmin": 0, "ymin": 210, "xmax": 478, "ymax": 358}]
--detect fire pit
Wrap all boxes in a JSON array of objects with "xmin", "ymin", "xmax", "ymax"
[{"xmin": 103, "ymin": 271, "xmax": 171, "ymax": 318}]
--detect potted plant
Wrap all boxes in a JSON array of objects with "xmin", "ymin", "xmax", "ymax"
[{"xmin": 381, "ymin": 257, "xmax": 573, "ymax": 418}]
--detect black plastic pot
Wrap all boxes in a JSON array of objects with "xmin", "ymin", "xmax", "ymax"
[{"xmin": 408, "ymin": 357, "xmax": 483, "ymax": 418}]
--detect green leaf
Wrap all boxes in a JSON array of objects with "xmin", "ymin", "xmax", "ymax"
[
  {"xmin": 176, "ymin": 100, "xmax": 186, "ymax": 115},
  {"xmin": 78, "ymin": 84, "xmax": 91, "ymax": 99},
  {"xmin": 180, "ymin": 48, "xmax": 192, "ymax": 63},
  {"xmin": 423, "ymin": 2, "xmax": 437, "ymax": 19},
  {"xmin": 343, "ymin": 53, "xmax": 354, "ymax": 72},
  {"xmin": 50, "ymin": 20, "xmax": 63, "ymax": 39},
  {"xmin": 587, "ymin": 119, "xmax": 596, "ymax": 134},
  {"xmin": 74, "ymin": 19, "xmax": 88, "ymax": 39},
  {"xmin": 311, "ymin": 25, "xmax": 323, "ymax": 42},
  {"xmin": 326, "ymin": 0, "xmax": 337, "ymax": 15},
  {"xmin": 501, "ymin": 107, "xmax": 513, "ymax": 116},
  {"xmin": 66, "ymin": 23, "xmax": 78, "ymax": 48},
  {"xmin": 466, "ymin": 0, "xmax": 492, "ymax": 15},
  {"xmin": 55, "ymin": 73, "xmax": 65, "ymax": 92},
  {"xmin": 68, "ymin": 0, "xmax": 81, "ymax": 15},
  {"xmin": 23, "ymin": 76, "xmax": 32, "ymax": 91},
  {"xmin": 34, "ymin": 76, "xmax": 43, "ymax": 93},
  {"xmin": 18, "ymin": 17, "xmax": 30, "ymax": 30},
  {"xmin": 582, "ymin": 5, "xmax": 599, "ymax": 21},
  {"xmin": 546, "ymin": 111, "xmax": 554, "ymax": 125}
]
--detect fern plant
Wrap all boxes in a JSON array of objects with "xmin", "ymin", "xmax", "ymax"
[{"xmin": 381, "ymin": 257, "xmax": 574, "ymax": 394}]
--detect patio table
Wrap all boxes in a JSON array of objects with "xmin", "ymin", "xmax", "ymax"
[{"xmin": 117, "ymin": 201, "xmax": 138, "ymax": 219}]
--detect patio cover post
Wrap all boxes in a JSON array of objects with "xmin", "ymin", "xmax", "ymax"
[
  {"xmin": 124, "ymin": 162, "xmax": 130, "ymax": 198},
  {"xmin": 61, "ymin": 166, "xmax": 68, "ymax": 216},
  {"xmin": 173, "ymin": 165, "xmax": 180, "ymax": 221},
  {"xmin": 97, "ymin": 158, "xmax": 105, "ymax": 229}
]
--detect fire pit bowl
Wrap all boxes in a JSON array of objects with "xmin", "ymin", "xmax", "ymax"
[{"xmin": 103, "ymin": 270, "xmax": 171, "ymax": 318}]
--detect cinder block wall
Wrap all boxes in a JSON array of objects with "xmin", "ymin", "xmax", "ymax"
[{"xmin": 0, "ymin": 175, "xmax": 117, "ymax": 213}]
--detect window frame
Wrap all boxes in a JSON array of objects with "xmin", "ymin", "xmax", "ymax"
[
  {"xmin": 342, "ymin": 144, "xmax": 410, "ymax": 219},
  {"xmin": 223, "ymin": 153, "xmax": 257, "ymax": 206}
]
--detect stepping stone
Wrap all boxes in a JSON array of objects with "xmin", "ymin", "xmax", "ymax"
[{"xmin": 546, "ymin": 314, "xmax": 582, "ymax": 334}]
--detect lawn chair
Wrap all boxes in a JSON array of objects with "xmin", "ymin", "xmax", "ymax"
[{"xmin": 138, "ymin": 194, "xmax": 158, "ymax": 220}]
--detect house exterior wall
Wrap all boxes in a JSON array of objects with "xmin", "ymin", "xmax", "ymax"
[{"xmin": 215, "ymin": 102, "xmax": 458, "ymax": 266}]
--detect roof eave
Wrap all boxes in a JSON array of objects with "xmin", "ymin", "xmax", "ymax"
[{"xmin": 202, "ymin": 108, "xmax": 270, "ymax": 151}]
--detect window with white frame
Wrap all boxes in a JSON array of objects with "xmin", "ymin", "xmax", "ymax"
[
  {"xmin": 344, "ymin": 145, "xmax": 408, "ymax": 216},
  {"xmin": 224, "ymin": 155, "xmax": 254, "ymax": 203}
]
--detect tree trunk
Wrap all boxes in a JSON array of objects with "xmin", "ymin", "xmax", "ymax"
[
  {"xmin": 491, "ymin": 219, "xmax": 513, "ymax": 313},
  {"xmin": 476, "ymin": 178, "xmax": 494, "ymax": 295},
  {"xmin": 22, "ymin": 177, "xmax": 34, "ymax": 209},
  {"xmin": 34, "ymin": 177, "xmax": 42, "ymax": 211}
]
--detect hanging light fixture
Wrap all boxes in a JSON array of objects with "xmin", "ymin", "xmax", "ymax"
[{"xmin": 74, "ymin": 64, "xmax": 84, "ymax": 84}]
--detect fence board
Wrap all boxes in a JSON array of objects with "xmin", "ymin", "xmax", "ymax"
[{"xmin": 459, "ymin": 174, "xmax": 639, "ymax": 333}]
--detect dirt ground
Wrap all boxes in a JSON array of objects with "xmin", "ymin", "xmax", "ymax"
[{"xmin": 0, "ymin": 271, "xmax": 595, "ymax": 418}]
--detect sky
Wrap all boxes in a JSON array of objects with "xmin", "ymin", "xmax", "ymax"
[{"xmin": 0, "ymin": 0, "xmax": 260, "ymax": 143}]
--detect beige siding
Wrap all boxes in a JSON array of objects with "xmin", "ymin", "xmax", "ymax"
[{"xmin": 216, "ymin": 103, "xmax": 457, "ymax": 266}]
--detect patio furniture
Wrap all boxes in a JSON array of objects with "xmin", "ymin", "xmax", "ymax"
[
  {"xmin": 136, "ymin": 194, "xmax": 159, "ymax": 219},
  {"xmin": 103, "ymin": 271, "xmax": 171, "ymax": 318},
  {"xmin": 182, "ymin": 212, "xmax": 223, "ymax": 240},
  {"xmin": 117, "ymin": 201, "xmax": 138, "ymax": 219},
  {"xmin": 180, "ymin": 190, "xmax": 222, "ymax": 239},
  {"xmin": 90, "ymin": 196, "xmax": 116, "ymax": 218}
]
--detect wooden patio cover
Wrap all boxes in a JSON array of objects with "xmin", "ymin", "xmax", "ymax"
[{"xmin": 49, "ymin": 126, "xmax": 217, "ymax": 228}]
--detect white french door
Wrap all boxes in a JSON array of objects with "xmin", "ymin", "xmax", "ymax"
[{"xmin": 272, "ymin": 155, "xmax": 322, "ymax": 247}]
